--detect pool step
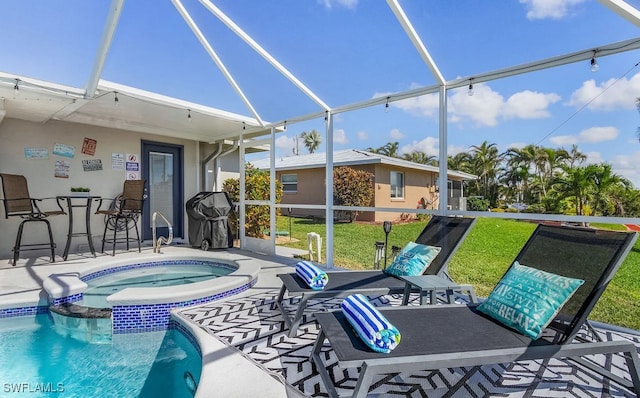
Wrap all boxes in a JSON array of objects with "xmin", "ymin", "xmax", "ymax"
[{"xmin": 50, "ymin": 303, "xmax": 112, "ymax": 319}]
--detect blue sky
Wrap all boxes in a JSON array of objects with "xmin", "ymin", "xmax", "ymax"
[{"xmin": 1, "ymin": 0, "xmax": 640, "ymax": 185}]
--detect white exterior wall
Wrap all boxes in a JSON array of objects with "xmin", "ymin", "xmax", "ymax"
[{"xmin": 0, "ymin": 118, "xmax": 199, "ymax": 259}]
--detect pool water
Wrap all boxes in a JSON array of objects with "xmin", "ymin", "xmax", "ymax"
[
  {"xmin": 0, "ymin": 315, "xmax": 201, "ymax": 398},
  {"xmin": 81, "ymin": 264, "xmax": 234, "ymax": 308}
]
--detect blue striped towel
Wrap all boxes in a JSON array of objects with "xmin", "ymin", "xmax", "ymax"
[
  {"xmin": 295, "ymin": 261, "xmax": 329, "ymax": 290},
  {"xmin": 341, "ymin": 294, "xmax": 401, "ymax": 353}
]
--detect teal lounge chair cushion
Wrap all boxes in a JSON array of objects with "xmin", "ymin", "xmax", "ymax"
[
  {"xmin": 477, "ymin": 261, "xmax": 584, "ymax": 340},
  {"xmin": 384, "ymin": 242, "xmax": 441, "ymax": 277}
]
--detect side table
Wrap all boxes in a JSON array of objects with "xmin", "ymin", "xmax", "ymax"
[
  {"xmin": 399, "ymin": 274, "xmax": 477, "ymax": 305},
  {"xmin": 56, "ymin": 195, "xmax": 101, "ymax": 261}
]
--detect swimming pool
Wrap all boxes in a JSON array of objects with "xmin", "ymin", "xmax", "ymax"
[{"xmin": 0, "ymin": 314, "xmax": 201, "ymax": 398}]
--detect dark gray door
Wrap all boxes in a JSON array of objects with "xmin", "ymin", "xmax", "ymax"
[{"xmin": 141, "ymin": 141, "xmax": 184, "ymax": 240}]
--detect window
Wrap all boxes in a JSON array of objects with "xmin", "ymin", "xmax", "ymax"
[
  {"xmin": 390, "ymin": 171, "xmax": 404, "ymax": 199},
  {"xmin": 281, "ymin": 174, "xmax": 298, "ymax": 192}
]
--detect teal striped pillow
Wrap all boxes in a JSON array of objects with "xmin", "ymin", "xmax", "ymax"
[{"xmin": 477, "ymin": 261, "xmax": 584, "ymax": 340}]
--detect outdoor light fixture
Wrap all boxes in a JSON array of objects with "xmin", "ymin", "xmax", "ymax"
[
  {"xmin": 383, "ymin": 221, "xmax": 392, "ymax": 269},
  {"xmin": 114, "ymin": 92, "xmax": 120, "ymax": 106},
  {"xmin": 242, "ymin": 121, "xmax": 246, "ymax": 130},
  {"xmin": 590, "ymin": 51, "xmax": 599, "ymax": 73},
  {"xmin": 283, "ymin": 121, "xmax": 287, "ymax": 131},
  {"xmin": 13, "ymin": 79, "xmax": 19, "ymax": 94},
  {"xmin": 385, "ymin": 97, "xmax": 390, "ymax": 113},
  {"xmin": 187, "ymin": 109, "xmax": 192, "ymax": 121},
  {"xmin": 468, "ymin": 80, "xmax": 474, "ymax": 96}
]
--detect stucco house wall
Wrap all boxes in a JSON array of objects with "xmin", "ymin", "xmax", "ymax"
[
  {"xmin": 0, "ymin": 117, "xmax": 200, "ymax": 260},
  {"xmin": 277, "ymin": 164, "xmax": 443, "ymax": 223}
]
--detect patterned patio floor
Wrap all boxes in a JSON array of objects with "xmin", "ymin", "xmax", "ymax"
[{"xmin": 179, "ymin": 290, "xmax": 640, "ymax": 397}]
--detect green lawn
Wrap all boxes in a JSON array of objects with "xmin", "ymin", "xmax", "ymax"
[{"xmin": 275, "ymin": 215, "xmax": 640, "ymax": 330}]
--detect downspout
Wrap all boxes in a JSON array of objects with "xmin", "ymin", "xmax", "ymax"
[
  {"xmin": 200, "ymin": 140, "xmax": 240, "ymax": 191},
  {"xmin": 213, "ymin": 140, "xmax": 239, "ymax": 191},
  {"xmin": 201, "ymin": 142, "xmax": 223, "ymax": 191}
]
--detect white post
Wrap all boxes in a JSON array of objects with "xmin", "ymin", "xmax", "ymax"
[{"xmin": 307, "ymin": 232, "xmax": 321, "ymax": 262}]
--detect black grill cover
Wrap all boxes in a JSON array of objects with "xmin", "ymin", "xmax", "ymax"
[{"xmin": 186, "ymin": 192, "xmax": 233, "ymax": 249}]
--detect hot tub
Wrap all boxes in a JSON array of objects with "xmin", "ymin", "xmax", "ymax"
[{"xmin": 44, "ymin": 253, "xmax": 260, "ymax": 334}]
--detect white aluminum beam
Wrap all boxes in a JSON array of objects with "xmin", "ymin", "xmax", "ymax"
[
  {"xmin": 598, "ymin": 0, "xmax": 640, "ymax": 28},
  {"xmin": 85, "ymin": 0, "xmax": 125, "ymax": 99},
  {"xmin": 171, "ymin": 0, "xmax": 265, "ymax": 126},
  {"xmin": 387, "ymin": 0, "xmax": 446, "ymax": 86},
  {"xmin": 198, "ymin": 0, "xmax": 331, "ymax": 111},
  {"xmin": 448, "ymin": 36, "xmax": 640, "ymax": 89},
  {"xmin": 325, "ymin": 112, "xmax": 334, "ymax": 268}
]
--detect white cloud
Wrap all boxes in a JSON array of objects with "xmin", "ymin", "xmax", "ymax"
[
  {"xmin": 448, "ymin": 144, "xmax": 467, "ymax": 156},
  {"xmin": 276, "ymin": 135, "xmax": 304, "ymax": 156},
  {"xmin": 401, "ymin": 136, "xmax": 439, "ymax": 157},
  {"xmin": 502, "ymin": 90, "xmax": 561, "ymax": 119},
  {"xmin": 275, "ymin": 135, "xmax": 296, "ymax": 153},
  {"xmin": 550, "ymin": 126, "xmax": 619, "ymax": 146},
  {"xmin": 567, "ymin": 72, "xmax": 640, "ymax": 111},
  {"xmin": 357, "ymin": 131, "xmax": 368, "ymax": 140},
  {"xmin": 390, "ymin": 128, "xmax": 404, "ymax": 139},
  {"xmin": 377, "ymin": 83, "xmax": 559, "ymax": 127},
  {"xmin": 333, "ymin": 128, "xmax": 348, "ymax": 144},
  {"xmin": 506, "ymin": 142, "xmax": 528, "ymax": 150},
  {"xmin": 611, "ymin": 152, "xmax": 640, "ymax": 187},
  {"xmin": 318, "ymin": 0, "xmax": 357, "ymax": 9},
  {"xmin": 584, "ymin": 151, "xmax": 604, "ymax": 164},
  {"xmin": 390, "ymin": 93, "xmax": 440, "ymax": 118},
  {"xmin": 519, "ymin": 0, "xmax": 585, "ymax": 20},
  {"xmin": 449, "ymin": 84, "xmax": 560, "ymax": 127}
]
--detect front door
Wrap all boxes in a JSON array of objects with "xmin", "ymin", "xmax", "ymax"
[{"xmin": 141, "ymin": 141, "xmax": 184, "ymax": 241}]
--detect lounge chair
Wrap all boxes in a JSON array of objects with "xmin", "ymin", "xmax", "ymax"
[
  {"xmin": 311, "ymin": 224, "xmax": 640, "ymax": 397},
  {"xmin": 276, "ymin": 216, "xmax": 477, "ymax": 337}
]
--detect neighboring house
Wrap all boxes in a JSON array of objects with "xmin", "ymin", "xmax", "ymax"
[{"xmin": 251, "ymin": 149, "xmax": 477, "ymax": 222}]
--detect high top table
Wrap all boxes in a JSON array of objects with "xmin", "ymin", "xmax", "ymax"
[{"xmin": 56, "ymin": 195, "xmax": 101, "ymax": 261}]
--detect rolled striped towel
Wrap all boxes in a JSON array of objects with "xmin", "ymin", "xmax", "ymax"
[
  {"xmin": 295, "ymin": 261, "xmax": 329, "ymax": 290},
  {"xmin": 341, "ymin": 294, "xmax": 401, "ymax": 353}
]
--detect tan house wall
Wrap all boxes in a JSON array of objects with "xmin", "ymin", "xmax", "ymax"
[
  {"xmin": 277, "ymin": 164, "xmax": 442, "ymax": 223},
  {"xmin": 279, "ymin": 168, "xmax": 327, "ymax": 219},
  {"xmin": 0, "ymin": 118, "xmax": 199, "ymax": 259},
  {"xmin": 372, "ymin": 164, "xmax": 439, "ymax": 223}
]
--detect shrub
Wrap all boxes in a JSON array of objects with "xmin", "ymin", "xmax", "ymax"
[
  {"xmin": 333, "ymin": 167, "xmax": 374, "ymax": 222},
  {"xmin": 467, "ymin": 196, "xmax": 489, "ymax": 211},
  {"xmin": 523, "ymin": 203, "xmax": 545, "ymax": 214},
  {"xmin": 223, "ymin": 164, "xmax": 283, "ymax": 238}
]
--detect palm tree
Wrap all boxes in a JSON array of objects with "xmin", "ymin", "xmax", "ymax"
[
  {"xmin": 469, "ymin": 141, "xmax": 502, "ymax": 204},
  {"xmin": 553, "ymin": 165, "xmax": 593, "ymax": 216},
  {"xmin": 403, "ymin": 151, "xmax": 438, "ymax": 165},
  {"xmin": 448, "ymin": 152, "xmax": 471, "ymax": 173},
  {"xmin": 381, "ymin": 142, "xmax": 400, "ymax": 157},
  {"xmin": 589, "ymin": 163, "xmax": 628, "ymax": 216},
  {"xmin": 566, "ymin": 144, "xmax": 587, "ymax": 168},
  {"xmin": 300, "ymin": 130, "xmax": 322, "ymax": 154}
]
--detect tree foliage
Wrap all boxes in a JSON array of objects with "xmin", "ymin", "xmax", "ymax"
[
  {"xmin": 361, "ymin": 138, "xmax": 637, "ymax": 217},
  {"xmin": 300, "ymin": 130, "xmax": 322, "ymax": 154},
  {"xmin": 333, "ymin": 167, "xmax": 374, "ymax": 222},
  {"xmin": 223, "ymin": 164, "xmax": 283, "ymax": 238}
]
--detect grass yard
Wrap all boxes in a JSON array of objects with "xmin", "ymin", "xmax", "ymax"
[{"xmin": 276, "ymin": 215, "xmax": 640, "ymax": 331}]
